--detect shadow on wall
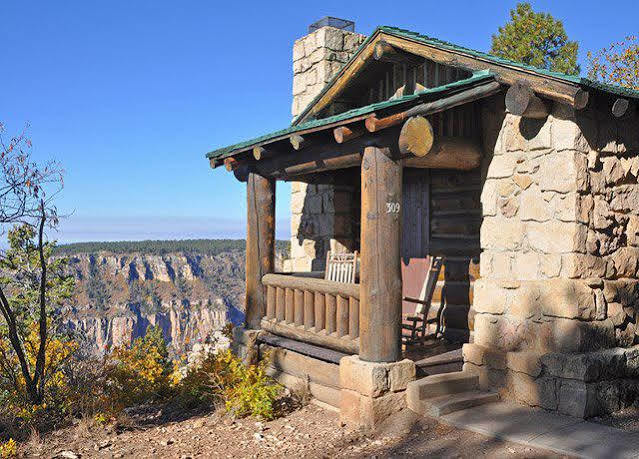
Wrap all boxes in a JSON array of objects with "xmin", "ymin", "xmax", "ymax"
[{"xmin": 294, "ymin": 171, "xmax": 361, "ymax": 272}]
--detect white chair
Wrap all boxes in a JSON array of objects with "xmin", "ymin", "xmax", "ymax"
[{"xmin": 324, "ymin": 251, "xmax": 358, "ymax": 283}]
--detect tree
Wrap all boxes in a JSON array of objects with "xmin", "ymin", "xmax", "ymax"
[
  {"xmin": 588, "ymin": 36, "xmax": 639, "ymax": 90},
  {"xmin": 0, "ymin": 123, "xmax": 66, "ymax": 405},
  {"xmin": 491, "ymin": 2, "xmax": 580, "ymax": 75},
  {"xmin": 0, "ymin": 225, "xmax": 74, "ymax": 406}
]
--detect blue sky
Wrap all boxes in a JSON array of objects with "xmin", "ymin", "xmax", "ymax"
[{"xmin": 2, "ymin": 0, "xmax": 637, "ymax": 243}]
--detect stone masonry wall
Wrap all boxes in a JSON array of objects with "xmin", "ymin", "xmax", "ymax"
[
  {"xmin": 465, "ymin": 100, "xmax": 639, "ymax": 417},
  {"xmin": 286, "ymin": 26, "xmax": 366, "ymax": 272}
]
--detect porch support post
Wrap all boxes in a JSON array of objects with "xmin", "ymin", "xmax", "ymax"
[
  {"xmin": 359, "ymin": 146, "xmax": 403, "ymax": 362},
  {"xmin": 245, "ymin": 172, "xmax": 275, "ymax": 329}
]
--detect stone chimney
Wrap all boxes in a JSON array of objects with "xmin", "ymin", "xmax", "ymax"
[{"xmin": 287, "ymin": 19, "xmax": 366, "ymax": 272}]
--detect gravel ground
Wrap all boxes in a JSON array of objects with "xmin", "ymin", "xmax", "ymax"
[
  {"xmin": 591, "ymin": 405, "xmax": 639, "ymax": 432},
  {"xmin": 22, "ymin": 403, "xmax": 569, "ymax": 458}
]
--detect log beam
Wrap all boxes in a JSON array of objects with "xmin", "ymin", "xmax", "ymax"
[
  {"xmin": 403, "ymin": 137, "xmax": 482, "ymax": 170},
  {"xmin": 334, "ymin": 125, "xmax": 365, "ymax": 144},
  {"xmin": 505, "ymin": 80, "xmax": 549, "ymax": 119},
  {"xmin": 398, "ymin": 116, "xmax": 434, "ymax": 157},
  {"xmin": 245, "ymin": 173, "xmax": 275, "ymax": 329},
  {"xmin": 290, "ymin": 134, "xmax": 308, "ymax": 150},
  {"xmin": 612, "ymin": 98, "xmax": 630, "ymax": 118},
  {"xmin": 365, "ymin": 80, "xmax": 502, "ymax": 132},
  {"xmin": 373, "ymin": 40, "xmax": 424, "ymax": 67},
  {"xmin": 359, "ymin": 146, "xmax": 402, "ymax": 362},
  {"xmin": 224, "ymin": 157, "xmax": 240, "ymax": 171}
]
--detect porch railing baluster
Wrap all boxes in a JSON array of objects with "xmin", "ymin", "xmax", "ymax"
[{"xmin": 260, "ymin": 274, "xmax": 360, "ymax": 354}]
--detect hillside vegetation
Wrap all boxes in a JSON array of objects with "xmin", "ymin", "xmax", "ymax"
[{"xmin": 55, "ymin": 239, "xmax": 291, "ymax": 258}]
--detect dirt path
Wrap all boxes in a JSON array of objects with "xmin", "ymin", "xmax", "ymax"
[{"xmin": 28, "ymin": 403, "xmax": 568, "ymax": 458}]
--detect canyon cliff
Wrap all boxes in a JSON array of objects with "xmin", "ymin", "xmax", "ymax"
[{"xmin": 57, "ymin": 240, "xmax": 287, "ymax": 355}]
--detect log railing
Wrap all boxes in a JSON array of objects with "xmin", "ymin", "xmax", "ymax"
[{"xmin": 260, "ymin": 273, "xmax": 360, "ymax": 354}]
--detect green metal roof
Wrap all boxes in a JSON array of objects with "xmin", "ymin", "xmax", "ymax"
[
  {"xmin": 292, "ymin": 25, "xmax": 639, "ymax": 125},
  {"xmin": 207, "ymin": 24, "xmax": 639, "ymax": 163},
  {"xmin": 379, "ymin": 26, "xmax": 639, "ymax": 98},
  {"xmin": 206, "ymin": 70, "xmax": 495, "ymax": 161}
]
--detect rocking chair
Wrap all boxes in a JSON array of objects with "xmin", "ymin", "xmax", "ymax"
[{"xmin": 402, "ymin": 256, "xmax": 445, "ymax": 345}]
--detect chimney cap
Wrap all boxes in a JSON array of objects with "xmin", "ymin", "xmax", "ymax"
[{"xmin": 308, "ymin": 17, "xmax": 354, "ymax": 34}]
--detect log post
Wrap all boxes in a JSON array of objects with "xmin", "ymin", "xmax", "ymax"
[
  {"xmin": 359, "ymin": 146, "xmax": 403, "ymax": 362},
  {"xmin": 245, "ymin": 172, "xmax": 275, "ymax": 329}
]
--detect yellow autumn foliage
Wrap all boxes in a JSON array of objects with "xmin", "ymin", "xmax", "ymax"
[
  {"xmin": 178, "ymin": 349, "xmax": 280, "ymax": 420},
  {"xmin": 104, "ymin": 326, "xmax": 179, "ymax": 409},
  {"xmin": 0, "ymin": 438, "xmax": 17, "ymax": 458},
  {"xmin": 0, "ymin": 323, "xmax": 77, "ymax": 427},
  {"xmin": 588, "ymin": 36, "xmax": 639, "ymax": 90}
]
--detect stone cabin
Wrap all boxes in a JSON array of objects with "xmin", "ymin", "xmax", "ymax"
[{"xmin": 207, "ymin": 18, "xmax": 639, "ymax": 427}]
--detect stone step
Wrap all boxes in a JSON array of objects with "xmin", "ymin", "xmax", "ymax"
[
  {"xmin": 415, "ymin": 348, "xmax": 463, "ymax": 377},
  {"xmin": 406, "ymin": 371, "xmax": 479, "ymax": 408},
  {"xmin": 420, "ymin": 390, "xmax": 500, "ymax": 417}
]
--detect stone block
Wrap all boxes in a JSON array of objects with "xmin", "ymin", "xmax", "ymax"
[
  {"xmin": 539, "ymin": 254, "xmax": 562, "ymax": 278},
  {"xmin": 480, "ymin": 179, "xmax": 498, "ymax": 216},
  {"xmin": 498, "ymin": 196, "xmax": 519, "ymax": 217},
  {"xmin": 506, "ymin": 371, "xmax": 557, "ymax": 409},
  {"xmin": 473, "ymin": 279, "xmax": 508, "ymax": 314},
  {"xmin": 538, "ymin": 151, "xmax": 580, "ymax": 193},
  {"xmin": 462, "ymin": 343, "xmax": 488, "ymax": 366},
  {"xmin": 552, "ymin": 109, "xmax": 590, "ymax": 153},
  {"xmin": 626, "ymin": 216, "xmax": 639, "ymax": 247},
  {"xmin": 519, "ymin": 186, "xmax": 551, "ymax": 222},
  {"xmin": 484, "ymin": 348, "xmax": 507, "ymax": 370},
  {"xmin": 561, "ymin": 253, "xmax": 607, "ymax": 278},
  {"xmin": 513, "ymin": 173, "xmax": 533, "ymax": 190},
  {"xmin": 610, "ymin": 247, "xmax": 639, "ymax": 278},
  {"xmin": 625, "ymin": 346, "xmax": 639, "ymax": 377},
  {"xmin": 486, "ymin": 155, "xmax": 517, "ymax": 179},
  {"xmin": 526, "ymin": 221, "xmax": 586, "ymax": 254},
  {"xmin": 474, "ymin": 313, "xmax": 530, "ymax": 352},
  {"xmin": 339, "ymin": 388, "xmax": 363, "ymax": 426},
  {"xmin": 481, "ymin": 217, "xmax": 523, "ymax": 251},
  {"xmin": 293, "ymin": 39, "xmax": 306, "ymax": 61},
  {"xmin": 480, "ymin": 251, "xmax": 514, "ymax": 279},
  {"xmin": 388, "ymin": 360, "xmax": 416, "ymax": 392},
  {"xmin": 305, "ymin": 194, "xmax": 323, "ymax": 215},
  {"xmin": 506, "ymin": 351, "xmax": 542, "ymax": 377},
  {"xmin": 463, "ymin": 362, "xmax": 506, "ymax": 391},
  {"xmin": 359, "ymin": 391, "xmax": 406, "ymax": 429},
  {"xmin": 539, "ymin": 279, "xmax": 596, "ymax": 320},
  {"xmin": 541, "ymin": 352, "xmax": 601, "ymax": 382},
  {"xmin": 339, "ymin": 355, "xmax": 388, "ymax": 397},
  {"xmin": 609, "ymin": 184, "xmax": 639, "ymax": 214},
  {"xmin": 503, "ymin": 115, "xmax": 552, "ymax": 151},
  {"xmin": 315, "ymin": 27, "xmax": 345, "ymax": 50},
  {"xmin": 558, "ymin": 379, "xmax": 598, "ymax": 418},
  {"xmin": 291, "ymin": 190, "xmax": 306, "ymax": 214},
  {"xmin": 602, "ymin": 156, "xmax": 626, "ymax": 186}
]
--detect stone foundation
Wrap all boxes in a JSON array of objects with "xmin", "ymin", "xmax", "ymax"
[
  {"xmin": 464, "ymin": 343, "xmax": 639, "ymax": 418},
  {"xmin": 339, "ymin": 356, "xmax": 416, "ymax": 429}
]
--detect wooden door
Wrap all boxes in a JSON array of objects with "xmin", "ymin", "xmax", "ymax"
[{"xmin": 401, "ymin": 169, "xmax": 431, "ymax": 317}]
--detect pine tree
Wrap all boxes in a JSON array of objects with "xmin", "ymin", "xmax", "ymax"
[{"xmin": 491, "ymin": 2, "xmax": 580, "ymax": 75}]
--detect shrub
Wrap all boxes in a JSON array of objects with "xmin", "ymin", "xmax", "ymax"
[
  {"xmin": 0, "ymin": 323, "xmax": 77, "ymax": 430},
  {"xmin": 104, "ymin": 326, "xmax": 178, "ymax": 409},
  {"xmin": 0, "ymin": 438, "xmax": 17, "ymax": 458},
  {"xmin": 178, "ymin": 349, "xmax": 280, "ymax": 419}
]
